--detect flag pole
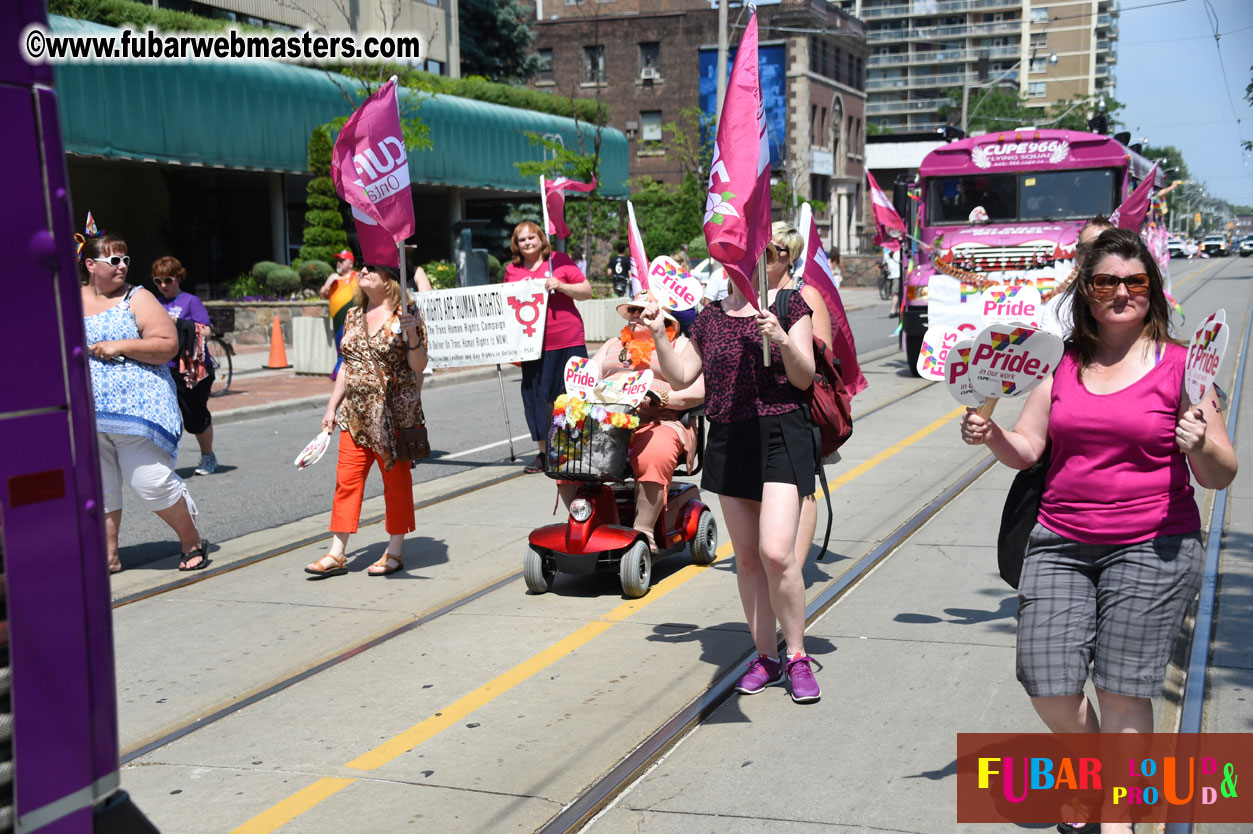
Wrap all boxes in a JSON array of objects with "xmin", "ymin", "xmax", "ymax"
[
  {"xmin": 539, "ymin": 175, "xmax": 555, "ymax": 287},
  {"xmin": 496, "ymin": 364, "xmax": 517, "ymax": 461},
  {"xmin": 758, "ymin": 251, "xmax": 770, "ymax": 366}
]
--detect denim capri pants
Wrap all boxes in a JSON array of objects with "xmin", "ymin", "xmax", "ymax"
[
  {"xmin": 1015, "ymin": 523, "xmax": 1202, "ymax": 699},
  {"xmin": 520, "ymin": 345, "xmax": 587, "ymax": 442}
]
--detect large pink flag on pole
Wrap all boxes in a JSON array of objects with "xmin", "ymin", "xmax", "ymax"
[
  {"xmin": 1110, "ymin": 164, "xmax": 1158, "ymax": 231},
  {"xmin": 544, "ymin": 175, "xmax": 598, "ymax": 240},
  {"xmin": 330, "ymin": 77, "xmax": 415, "ymax": 268},
  {"xmin": 703, "ymin": 11, "xmax": 772, "ymax": 310},
  {"xmin": 866, "ymin": 172, "xmax": 905, "ymax": 251},
  {"xmin": 797, "ymin": 203, "xmax": 867, "ymax": 396},
  {"xmin": 626, "ymin": 200, "xmax": 650, "ymax": 293}
]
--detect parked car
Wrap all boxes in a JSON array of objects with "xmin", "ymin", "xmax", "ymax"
[
  {"xmin": 1167, "ymin": 237, "xmax": 1186, "ymax": 258},
  {"xmin": 1202, "ymin": 234, "xmax": 1229, "ymax": 257},
  {"xmin": 1239, "ymin": 235, "xmax": 1253, "ymax": 257}
]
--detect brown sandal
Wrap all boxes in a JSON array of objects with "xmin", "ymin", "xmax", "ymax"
[
  {"xmin": 367, "ymin": 553, "xmax": 403, "ymax": 576},
  {"xmin": 305, "ymin": 553, "xmax": 348, "ymax": 576}
]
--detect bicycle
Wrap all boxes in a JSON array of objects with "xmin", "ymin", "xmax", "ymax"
[{"xmin": 206, "ymin": 335, "xmax": 233, "ymax": 397}]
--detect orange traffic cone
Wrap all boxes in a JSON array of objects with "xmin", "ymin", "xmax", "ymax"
[{"xmin": 262, "ymin": 313, "xmax": 291, "ymax": 369}]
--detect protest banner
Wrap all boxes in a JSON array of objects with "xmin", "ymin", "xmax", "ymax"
[
  {"xmin": 412, "ymin": 281, "xmax": 548, "ymax": 369},
  {"xmin": 563, "ymin": 356, "xmax": 597, "ymax": 400},
  {"xmin": 1185, "ymin": 309, "xmax": 1228, "ymax": 404},
  {"xmin": 648, "ymin": 256, "xmax": 702, "ymax": 312},
  {"xmin": 944, "ymin": 338, "xmax": 985, "ymax": 407},
  {"xmin": 916, "ymin": 325, "xmax": 962, "ymax": 381},
  {"xmin": 980, "ymin": 284, "xmax": 1043, "ymax": 328},
  {"xmin": 969, "ymin": 323, "xmax": 1064, "ymax": 417}
]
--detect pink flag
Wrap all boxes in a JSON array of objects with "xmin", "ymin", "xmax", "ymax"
[
  {"xmin": 797, "ymin": 204, "xmax": 867, "ymax": 397},
  {"xmin": 626, "ymin": 200, "xmax": 649, "ymax": 293},
  {"xmin": 703, "ymin": 11, "xmax": 772, "ymax": 310},
  {"xmin": 867, "ymin": 172, "xmax": 905, "ymax": 251},
  {"xmin": 331, "ymin": 77, "xmax": 415, "ymax": 268},
  {"xmin": 1110, "ymin": 164, "xmax": 1158, "ymax": 231},
  {"xmin": 544, "ymin": 176, "xmax": 597, "ymax": 240}
]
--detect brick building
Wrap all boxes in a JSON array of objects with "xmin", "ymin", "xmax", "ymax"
[{"xmin": 527, "ymin": 0, "xmax": 872, "ymax": 253}]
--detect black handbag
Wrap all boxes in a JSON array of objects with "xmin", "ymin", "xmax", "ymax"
[
  {"xmin": 396, "ymin": 424, "xmax": 430, "ymax": 462},
  {"xmin": 996, "ymin": 443, "xmax": 1050, "ymax": 589}
]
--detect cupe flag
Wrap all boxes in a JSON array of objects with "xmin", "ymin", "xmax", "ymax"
[
  {"xmin": 866, "ymin": 171, "xmax": 905, "ymax": 251},
  {"xmin": 797, "ymin": 203, "xmax": 867, "ymax": 397},
  {"xmin": 331, "ymin": 77, "xmax": 415, "ymax": 268},
  {"xmin": 703, "ymin": 11, "xmax": 771, "ymax": 309},
  {"xmin": 1110, "ymin": 164, "xmax": 1158, "ymax": 232},
  {"xmin": 544, "ymin": 176, "xmax": 598, "ymax": 240}
]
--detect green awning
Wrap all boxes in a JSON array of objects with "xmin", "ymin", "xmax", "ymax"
[{"xmin": 50, "ymin": 15, "xmax": 628, "ymax": 196}]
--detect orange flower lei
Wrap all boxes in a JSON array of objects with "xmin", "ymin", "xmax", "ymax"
[{"xmin": 617, "ymin": 323, "xmax": 677, "ymax": 368}]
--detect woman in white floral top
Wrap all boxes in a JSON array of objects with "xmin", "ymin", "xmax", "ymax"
[{"xmin": 306, "ymin": 265, "xmax": 428, "ymax": 578}]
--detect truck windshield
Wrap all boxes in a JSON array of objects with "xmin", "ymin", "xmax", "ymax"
[{"xmin": 927, "ymin": 168, "xmax": 1118, "ymax": 225}]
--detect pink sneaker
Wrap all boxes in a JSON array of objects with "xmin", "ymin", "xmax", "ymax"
[
  {"xmin": 786, "ymin": 655, "xmax": 821, "ymax": 703},
  {"xmin": 734, "ymin": 655, "xmax": 785, "ymax": 694}
]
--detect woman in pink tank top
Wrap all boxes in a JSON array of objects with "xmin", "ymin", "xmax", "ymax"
[{"xmin": 961, "ymin": 229, "xmax": 1236, "ymax": 833}]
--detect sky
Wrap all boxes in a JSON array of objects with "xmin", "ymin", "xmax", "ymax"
[{"xmin": 1117, "ymin": 0, "xmax": 1253, "ymax": 209}]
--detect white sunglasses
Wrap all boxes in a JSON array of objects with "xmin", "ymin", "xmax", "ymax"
[{"xmin": 93, "ymin": 255, "xmax": 130, "ymax": 267}]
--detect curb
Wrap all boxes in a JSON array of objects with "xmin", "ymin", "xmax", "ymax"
[{"xmin": 212, "ymin": 364, "xmax": 521, "ymax": 427}]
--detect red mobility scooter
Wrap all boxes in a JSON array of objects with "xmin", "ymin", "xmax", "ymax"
[{"xmin": 524, "ymin": 402, "xmax": 717, "ymax": 598}]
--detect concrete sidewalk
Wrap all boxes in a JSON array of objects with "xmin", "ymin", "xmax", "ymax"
[{"xmin": 211, "ymin": 286, "xmax": 888, "ymax": 427}]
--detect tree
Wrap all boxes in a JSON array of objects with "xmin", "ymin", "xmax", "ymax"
[
  {"xmin": 460, "ymin": 0, "xmax": 541, "ymax": 83},
  {"xmin": 297, "ymin": 125, "xmax": 349, "ymax": 267},
  {"xmin": 939, "ymin": 88, "xmax": 1124, "ymax": 136}
]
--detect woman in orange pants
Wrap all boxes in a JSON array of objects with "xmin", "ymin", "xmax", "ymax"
[{"xmin": 306, "ymin": 264, "xmax": 427, "ymax": 577}]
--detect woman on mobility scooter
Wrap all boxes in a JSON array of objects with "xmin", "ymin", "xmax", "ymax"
[{"xmin": 526, "ymin": 294, "xmax": 714, "ymax": 598}]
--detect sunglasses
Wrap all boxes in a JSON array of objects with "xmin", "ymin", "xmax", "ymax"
[
  {"xmin": 1088, "ymin": 272, "xmax": 1150, "ymax": 299},
  {"xmin": 153, "ymin": 277, "xmax": 176, "ymax": 286},
  {"xmin": 94, "ymin": 255, "xmax": 130, "ymax": 267},
  {"xmin": 773, "ymin": 244, "xmax": 789, "ymax": 257}
]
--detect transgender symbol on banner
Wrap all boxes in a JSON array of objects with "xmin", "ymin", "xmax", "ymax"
[
  {"xmin": 981, "ymin": 284, "xmax": 1043, "ymax": 328},
  {"xmin": 943, "ymin": 338, "xmax": 985, "ymax": 407},
  {"xmin": 916, "ymin": 326, "xmax": 962, "ymax": 381},
  {"xmin": 563, "ymin": 356, "xmax": 597, "ymax": 400},
  {"xmin": 597, "ymin": 369, "xmax": 654, "ymax": 408},
  {"xmin": 648, "ymin": 256, "xmax": 702, "ymax": 312},
  {"xmin": 1185, "ymin": 309, "xmax": 1228, "ymax": 404},
  {"xmin": 969, "ymin": 323, "xmax": 1064, "ymax": 417}
]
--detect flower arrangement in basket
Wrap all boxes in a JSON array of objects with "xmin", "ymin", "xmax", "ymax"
[{"xmin": 545, "ymin": 359, "xmax": 654, "ymax": 481}]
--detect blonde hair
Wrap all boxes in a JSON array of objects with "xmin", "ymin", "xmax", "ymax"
[
  {"xmin": 353, "ymin": 265, "xmax": 403, "ymax": 311},
  {"xmin": 771, "ymin": 221, "xmax": 803, "ymax": 263}
]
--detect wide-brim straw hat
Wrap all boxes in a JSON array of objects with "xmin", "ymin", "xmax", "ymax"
[{"xmin": 615, "ymin": 292, "xmax": 678, "ymax": 325}]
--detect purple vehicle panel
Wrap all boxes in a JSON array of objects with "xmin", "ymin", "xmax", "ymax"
[{"xmin": 2, "ymin": 0, "xmax": 158, "ymax": 830}]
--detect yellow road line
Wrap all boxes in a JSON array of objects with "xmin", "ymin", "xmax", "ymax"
[
  {"xmin": 1171, "ymin": 258, "xmax": 1223, "ymax": 293},
  {"xmin": 231, "ymin": 402, "xmax": 966, "ymax": 833}
]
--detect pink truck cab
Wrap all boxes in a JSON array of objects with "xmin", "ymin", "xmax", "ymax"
[{"xmin": 901, "ymin": 128, "xmax": 1163, "ymax": 373}]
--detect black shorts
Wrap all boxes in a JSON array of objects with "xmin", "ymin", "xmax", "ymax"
[
  {"xmin": 177, "ymin": 372, "xmax": 214, "ymax": 435},
  {"xmin": 702, "ymin": 409, "xmax": 816, "ymax": 501}
]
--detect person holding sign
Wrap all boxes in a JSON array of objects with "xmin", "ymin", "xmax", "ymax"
[
  {"xmin": 767, "ymin": 222, "xmax": 834, "ymax": 569},
  {"xmin": 307, "ymin": 265, "xmax": 428, "ymax": 578},
  {"xmin": 563, "ymin": 296, "xmax": 705, "ymax": 552},
  {"xmin": 506, "ymin": 221, "xmax": 591, "ymax": 474},
  {"xmin": 644, "ymin": 245, "xmax": 823, "ymax": 704},
  {"xmin": 959, "ymin": 230, "xmax": 1236, "ymax": 781}
]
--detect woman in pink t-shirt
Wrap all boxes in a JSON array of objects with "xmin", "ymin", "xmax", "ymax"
[
  {"xmin": 961, "ymin": 229, "xmax": 1235, "ymax": 831},
  {"xmin": 504, "ymin": 221, "xmax": 590, "ymax": 473}
]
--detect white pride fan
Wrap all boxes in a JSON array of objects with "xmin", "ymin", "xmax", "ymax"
[{"xmin": 294, "ymin": 430, "xmax": 332, "ymax": 469}]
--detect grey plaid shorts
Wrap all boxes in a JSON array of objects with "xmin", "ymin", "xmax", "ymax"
[{"xmin": 1016, "ymin": 523, "xmax": 1203, "ymax": 699}]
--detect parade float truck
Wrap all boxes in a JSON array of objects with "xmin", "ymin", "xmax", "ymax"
[{"xmin": 901, "ymin": 128, "xmax": 1163, "ymax": 374}]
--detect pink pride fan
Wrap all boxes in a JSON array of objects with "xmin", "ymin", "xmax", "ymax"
[
  {"xmin": 916, "ymin": 326, "xmax": 962, "ymax": 381},
  {"xmin": 596, "ymin": 369, "xmax": 653, "ymax": 407},
  {"xmin": 294, "ymin": 430, "xmax": 332, "ymax": 469},
  {"xmin": 969, "ymin": 323, "xmax": 1064, "ymax": 418},
  {"xmin": 980, "ymin": 283, "xmax": 1043, "ymax": 328},
  {"xmin": 943, "ymin": 338, "xmax": 985, "ymax": 408},
  {"xmin": 1185, "ymin": 309, "xmax": 1228, "ymax": 404}
]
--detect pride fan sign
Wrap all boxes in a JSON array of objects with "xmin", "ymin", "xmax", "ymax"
[
  {"xmin": 648, "ymin": 256, "xmax": 702, "ymax": 312},
  {"xmin": 968, "ymin": 323, "xmax": 1064, "ymax": 416},
  {"xmin": 943, "ymin": 338, "xmax": 985, "ymax": 407},
  {"xmin": 1185, "ymin": 309, "xmax": 1228, "ymax": 404},
  {"xmin": 980, "ymin": 284, "xmax": 1043, "ymax": 328},
  {"xmin": 916, "ymin": 326, "xmax": 962, "ymax": 381}
]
